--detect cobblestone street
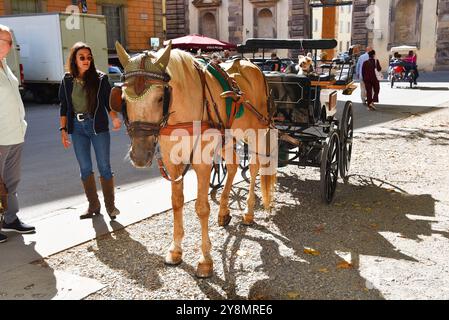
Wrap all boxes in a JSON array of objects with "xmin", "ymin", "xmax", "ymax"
[{"xmin": 39, "ymin": 103, "xmax": 449, "ymax": 300}]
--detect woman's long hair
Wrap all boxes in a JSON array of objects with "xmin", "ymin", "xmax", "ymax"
[{"xmin": 66, "ymin": 42, "xmax": 99, "ymax": 114}]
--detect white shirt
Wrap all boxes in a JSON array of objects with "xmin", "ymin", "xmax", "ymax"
[
  {"xmin": 356, "ymin": 52, "xmax": 369, "ymax": 81},
  {"xmin": 0, "ymin": 58, "xmax": 27, "ymax": 145}
]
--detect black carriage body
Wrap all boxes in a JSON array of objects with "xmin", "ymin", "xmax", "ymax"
[
  {"xmin": 263, "ymin": 72, "xmax": 327, "ymax": 168},
  {"xmin": 265, "ymin": 73, "xmax": 313, "ymax": 125}
]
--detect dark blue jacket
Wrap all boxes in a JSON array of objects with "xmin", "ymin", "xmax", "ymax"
[{"xmin": 59, "ymin": 72, "xmax": 112, "ymax": 134}]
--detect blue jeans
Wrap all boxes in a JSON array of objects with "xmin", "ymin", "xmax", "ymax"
[{"xmin": 71, "ymin": 118, "xmax": 113, "ymax": 181}]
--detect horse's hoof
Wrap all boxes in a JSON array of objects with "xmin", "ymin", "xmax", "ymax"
[
  {"xmin": 164, "ymin": 252, "xmax": 183, "ymax": 266},
  {"xmin": 196, "ymin": 262, "xmax": 213, "ymax": 278},
  {"xmin": 241, "ymin": 215, "xmax": 254, "ymax": 226},
  {"xmin": 218, "ymin": 214, "xmax": 232, "ymax": 227}
]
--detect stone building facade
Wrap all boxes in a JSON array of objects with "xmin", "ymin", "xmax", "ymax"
[
  {"xmin": 0, "ymin": 0, "xmax": 162, "ymax": 52},
  {"xmin": 183, "ymin": 0, "xmax": 449, "ymax": 70},
  {"xmin": 185, "ymin": 0, "xmax": 311, "ymax": 57}
]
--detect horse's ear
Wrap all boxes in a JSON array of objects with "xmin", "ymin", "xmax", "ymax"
[
  {"xmin": 115, "ymin": 41, "xmax": 130, "ymax": 69},
  {"xmin": 155, "ymin": 40, "xmax": 172, "ymax": 71}
]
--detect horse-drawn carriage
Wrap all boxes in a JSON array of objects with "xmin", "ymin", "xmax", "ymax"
[
  {"xmin": 110, "ymin": 38, "xmax": 355, "ymax": 277},
  {"xmin": 211, "ymin": 38, "xmax": 356, "ymax": 204}
]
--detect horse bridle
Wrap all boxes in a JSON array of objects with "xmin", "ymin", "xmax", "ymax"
[{"xmin": 109, "ymin": 52, "xmax": 172, "ymax": 139}]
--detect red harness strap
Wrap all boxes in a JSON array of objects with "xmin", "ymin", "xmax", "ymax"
[{"xmin": 159, "ymin": 121, "xmax": 216, "ymax": 136}]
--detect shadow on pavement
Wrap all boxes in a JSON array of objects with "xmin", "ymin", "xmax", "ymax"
[
  {"xmin": 0, "ymin": 236, "xmax": 57, "ymax": 300},
  {"xmin": 357, "ymin": 128, "xmax": 449, "ymax": 146},
  {"xmin": 90, "ymin": 218, "xmax": 164, "ymax": 293},
  {"xmin": 212, "ymin": 171, "xmax": 439, "ymax": 299}
]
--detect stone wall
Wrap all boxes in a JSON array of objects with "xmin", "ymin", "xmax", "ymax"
[
  {"xmin": 436, "ymin": 0, "xmax": 449, "ymax": 70},
  {"xmin": 289, "ymin": 0, "xmax": 310, "ymax": 58},
  {"xmin": 166, "ymin": 0, "xmax": 188, "ymax": 39},
  {"xmin": 228, "ymin": 0, "xmax": 243, "ymax": 44},
  {"xmin": 351, "ymin": 0, "xmax": 370, "ymax": 48}
]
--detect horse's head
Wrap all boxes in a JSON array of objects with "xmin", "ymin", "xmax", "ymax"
[{"xmin": 112, "ymin": 41, "xmax": 172, "ymax": 168}]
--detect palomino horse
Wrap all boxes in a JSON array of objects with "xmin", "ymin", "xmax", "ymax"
[{"xmin": 111, "ymin": 41, "xmax": 276, "ymax": 277}]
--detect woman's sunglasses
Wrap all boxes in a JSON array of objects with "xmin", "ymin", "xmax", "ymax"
[{"xmin": 78, "ymin": 56, "xmax": 93, "ymax": 62}]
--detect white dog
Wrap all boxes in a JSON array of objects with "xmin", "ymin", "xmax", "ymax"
[{"xmin": 297, "ymin": 55, "xmax": 314, "ymax": 75}]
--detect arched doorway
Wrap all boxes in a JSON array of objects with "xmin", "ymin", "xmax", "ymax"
[
  {"xmin": 390, "ymin": 0, "xmax": 423, "ymax": 46},
  {"xmin": 257, "ymin": 8, "xmax": 275, "ymax": 38},
  {"xmin": 201, "ymin": 12, "xmax": 217, "ymax": 39}
]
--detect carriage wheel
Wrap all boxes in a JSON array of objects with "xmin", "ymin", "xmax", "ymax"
[
  {"xmin": 320, "ymin": 131, "xmax": 340, "ymax": 204},
  {"xmin": 339, "ymin": 101, "xmax": 353, "ymax": 180},
  {"xmin": 210, "ymin": 156, "xmax": 227, "ymax": 189},
  {"xmin": 235, "ymin": 141, "xmax": 250, "ymax": 183}
]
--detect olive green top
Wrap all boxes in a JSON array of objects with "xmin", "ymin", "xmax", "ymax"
[{"xmin": 71, "ymin": 78, "xmax": 88, "ymax": 114}]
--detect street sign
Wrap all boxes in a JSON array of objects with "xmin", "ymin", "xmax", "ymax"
[{"xmin": 150, "ymin": 37, "xmax": 160, "ymax": 48}]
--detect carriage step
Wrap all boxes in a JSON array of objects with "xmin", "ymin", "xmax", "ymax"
[{"xmin": 279, "ymin": 133, "xmax": 301, "ymax": 146}]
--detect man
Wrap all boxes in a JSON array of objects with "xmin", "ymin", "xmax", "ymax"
[
  {"xmin": 270, "ymin": 53, "xmax": 281, "ymax": 72},
  {"xmin": 0, "ymin": 24, "xmax": 35, "ymax": 243},
  {"xmin": 356, "ymin": 46, "xmax": 373, "ymax": 105}
]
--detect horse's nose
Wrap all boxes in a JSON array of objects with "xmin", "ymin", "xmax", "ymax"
[{"xmin": 131, "ymin": 147, "xmax": 151, "ymax": 168}]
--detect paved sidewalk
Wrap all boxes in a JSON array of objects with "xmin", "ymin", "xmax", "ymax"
[{"xmin": 0, "ymin": 170, "xmax": 243, "ymax": 299}]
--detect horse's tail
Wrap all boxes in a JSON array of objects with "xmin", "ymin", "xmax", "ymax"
[
  {"xmin": 261, "ymin": 172, "xmax": 276, "ymax": 211},
  {"xmin": 260, "ymin": 129, "xmax": 277, "ymax": 211}
]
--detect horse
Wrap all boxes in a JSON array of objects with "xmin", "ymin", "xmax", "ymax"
[{"xmin": 111, "ymin": 41, "xmax": 277, "ymax": 278}]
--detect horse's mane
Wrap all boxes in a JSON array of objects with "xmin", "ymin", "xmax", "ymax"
[{"xmin": 153, "ymin": 48, "xmax": 197, "ymax": 91}]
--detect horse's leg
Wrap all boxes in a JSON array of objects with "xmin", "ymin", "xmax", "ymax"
[
  {"xmin": 165, "ymin": 170, "xmax": 184, "ymax": 265},
  {"xmin": 242, "ymin": 158, "xmax": 260, "ymax": 226},
  {"xmin": 193, "ymin": 163, "xmax": 214, "ymax": 278},
  {"xmin": 218, "ymin": 144, "xmax": 238, "ymax": 227}
]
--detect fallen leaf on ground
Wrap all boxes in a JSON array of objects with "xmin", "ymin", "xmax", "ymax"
[
  {"xmin": 337, "ymin": 261, "xmax": 353, "ymax": 269},
  {"xmin": 304, "ymin": 247, "xmax": 320, "ymax": 256},
  {"xmin": 286, "ymin": 291, "xmax": 300, "ymax": 299},
  {"xmin": 318, "ymin": 268, "xmax": 329, "ymax": 273}
]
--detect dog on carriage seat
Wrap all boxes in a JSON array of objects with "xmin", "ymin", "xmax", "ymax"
[{"xmin": 297, "ymin": 54, "xmax": 314, "ymax": 75}]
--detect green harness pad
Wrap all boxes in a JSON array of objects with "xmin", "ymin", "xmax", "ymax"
[{"xmin": 198, "ymin": 59, "xmax": 244, "ymax": 119}]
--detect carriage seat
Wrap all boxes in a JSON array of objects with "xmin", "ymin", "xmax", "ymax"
[{"xmin": 265, "ymin": 73, "xmax": 312, "ymax": 124}]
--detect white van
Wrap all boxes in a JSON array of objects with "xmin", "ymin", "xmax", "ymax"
[{"xmin": 5, "ymin": 29, "xmax": 24, "ymax": 93}]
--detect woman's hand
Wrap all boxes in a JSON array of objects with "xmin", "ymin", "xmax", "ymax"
[
  {"xmin": 61, "ymin": 131, "xmax": 71, "ymax": 149},
  {"xmin": 111, "ymin": 117, "xmax": 122, "ymax": 131}
]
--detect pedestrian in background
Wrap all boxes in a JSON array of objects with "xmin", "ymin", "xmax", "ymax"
[
  {"xmin": 270, "ymin": 52, "xmax": 281, "ymax": 72},
  {"xmin": 362, "ymin": 50, "xmax": 382, "ymax": 111},
  {"xmin": 0, "ymin": 24, "xmax": 35, "ymax": 243},
  {"xmin": 356, "ymin": 46, "xmax": 373, "ymax": 105},
  {"xmin": 223, "ymin": 50, "xmax": 231, "ymax": 60},
  {"xmin": 210, "ymin": 52, "xmax": 222, "ymax": 64},
  {"xmin": 58, "ymin": 42, "xmax": 122, "ymax": 220}
]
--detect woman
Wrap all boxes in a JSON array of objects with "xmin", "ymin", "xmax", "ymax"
[
  {"xmin": 362, "ymin": 50, "xmax": 382, "ymax": 111},
  {"xmin": 403, "ymin": 50, "xmax": 419, "ymax": 85},
  {"xmin": 59, "ymin": 42, "xmax": 122, "ymax": 219}
]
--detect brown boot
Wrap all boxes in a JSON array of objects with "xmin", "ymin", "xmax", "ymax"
[
  {"xmin": 80, "ymin": 174, "xmax": 101, "ymax": 219},
  {"xmin": 99, "ymin": 176, "xmax": 120, "ymax": 220}
]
